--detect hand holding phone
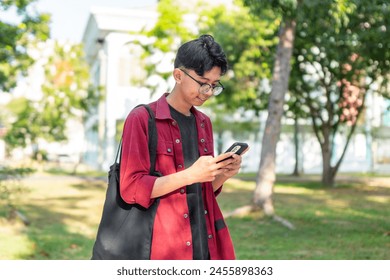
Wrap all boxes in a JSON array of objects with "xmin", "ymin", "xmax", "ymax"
[{"xmin": 218, "ymin": 142, "xmax": 249, "ymax": 162}]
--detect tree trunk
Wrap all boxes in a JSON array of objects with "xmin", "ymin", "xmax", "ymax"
[
  {"xmin": 321, "ymin": 143, "xmax": 336, "ymax": 187},
  {"xmin": 319, "ymin": 89, "xmax": 365, "ymax": 187},
  {"xmin": 253, "ymin": 18, "xmax": 296, "ymax": 216},
  {"xmin": 292, "ymin": 116, "xmax": 300, "ymax": 176}
]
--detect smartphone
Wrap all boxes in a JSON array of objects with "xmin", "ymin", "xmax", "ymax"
[{"xmin": 218, "ymin": 142, "xmax": 249, "ymax": 162}]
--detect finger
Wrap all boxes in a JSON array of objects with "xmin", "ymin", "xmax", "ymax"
[
  {"xmin": 215, "ymin": 152, "xmax": 234, "ymax": 163},
  {"xmin": 230, "ymin": 154, "xmax": 242, "ymax": 164},
  {"xmin": 217, "ymin": 156, "xmax": 237, "ymax": 168},
  {"xmin": 231, "ymin": 153, "xmax": 241, "ymax": 160},
  {"xmin": 212, "ymin": 168, "xmax": 227, "ymax": 177}
]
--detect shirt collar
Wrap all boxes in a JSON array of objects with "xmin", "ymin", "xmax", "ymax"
[{"xmin": 155, "ymin": 93, "xmax": 206, "ymax": 123}]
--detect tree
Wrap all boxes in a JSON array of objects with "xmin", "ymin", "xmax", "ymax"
[
  {"xmin": 0, "ymin": 0, "xmax": 50, "ymax": 91},
  {"xmin": 244, "ymin": 0, "xmax": 298, "ymax": 218},
  {"xmin": 4, "ymin": 42, "xmax": 99, "ymax": 160},
  {"xmin": 0, "ymin": 0, "xmax": 49, "ymax": 220},
  {"xmin": 198, "ymin": 1, "xmax": 278, "ymax": 112},
  {"xmin": 291, "ymin": 0, "xmax": 390, "ymax": 186},
  {"xmin": 241, "ymin": 0, "xmax": 390, "ymax": 222}
]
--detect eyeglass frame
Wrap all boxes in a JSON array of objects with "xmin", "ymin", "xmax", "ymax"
[{"xmin": 180, "ymin": 68, "xmax": 225, "ymax": 96}]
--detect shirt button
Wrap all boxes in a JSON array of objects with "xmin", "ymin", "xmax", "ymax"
[
  {"xmin": 172, "ymin": 121, "xmax": 177, "ymax": 126},
  {"xmin": 200, "ymin": 138, "xmax": 205, "ymax": 143},
  {"xmin": 178, "ymin": 164, "xmax": 183, "ymax": 169},
  {"xmin": 167, "ymin": 148, "xmax": 172, "ymax": 153},
  {"xmin": 183, "ymin": 213, "xmax": 188, "ymax": 219},
  {"xmin": 204, "ymin": 148, "xmax": 208, "ymax": 152},
  {"xmin": 180, "ymin": 188, "xmax": 185, "ymax": 194},
  {"xmin": 175, "ymin": 139, "xmax": 180, "ymax": 144},
  {"xmin": 204, "ymin": 210, "xmax": 208, "ymax": 215},
  {"xmin": 186, "ymin": 241, "xmax": 191, "ymax": 246},
  {"xmin": 208, "ymin": 234, "xmax": 213, "ymax": 239},
  {"xmin": 201, "ymin": 123, "xmax": 205, "ymax": 128}
]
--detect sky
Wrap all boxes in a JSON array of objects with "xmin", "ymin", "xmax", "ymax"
[{"xmin": 34, "ymin": 0, "xmax": 158, "ymax": 43}]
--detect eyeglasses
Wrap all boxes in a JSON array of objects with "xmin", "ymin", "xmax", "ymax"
[{"xmin": 181, "ymin": 69, "xmax": 225, "ymax": 96}]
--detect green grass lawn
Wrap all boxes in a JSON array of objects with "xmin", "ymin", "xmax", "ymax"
[
  {"xmin": 0, "ymin": 172, "xmax": 389, "ymax": 260},
  {"xmin": 223, "ymin": 177, "xmax": 390, "ymax": 259}
]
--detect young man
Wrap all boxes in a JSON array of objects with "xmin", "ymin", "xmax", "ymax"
[{"xmin": 120, "ymin": 34, "xmax": 246, "ymax": 259}]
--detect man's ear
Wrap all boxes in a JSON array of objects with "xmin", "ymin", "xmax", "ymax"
[{"xmin": 173, "ymin": 68, "xmax": 182, "ymax": 84}]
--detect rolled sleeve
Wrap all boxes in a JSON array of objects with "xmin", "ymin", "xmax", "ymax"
[{"xmin": 127, "ymin": 174, "xmax": 158, "ymax": 209}]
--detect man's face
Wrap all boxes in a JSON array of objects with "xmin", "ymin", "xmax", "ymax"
[{"xmin": 181, "ymin": 66, "xmax": 222, "ymax": 106}]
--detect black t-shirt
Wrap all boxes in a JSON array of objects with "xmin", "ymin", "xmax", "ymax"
[{"xmin": 169, "ymin": 105, "xmax": 209, "ymax": 260}]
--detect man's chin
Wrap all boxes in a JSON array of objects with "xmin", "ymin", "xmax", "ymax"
[{"xmin": 196, "ymin": 96, "xmax": 207, "ymax": 103}]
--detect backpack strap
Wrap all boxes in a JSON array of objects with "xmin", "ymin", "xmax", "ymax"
[
  {"xmin": 140, "ymin": 104, "xmax": 161, "ymax": 177},
  {"xmin": 115, "ymin": 104, "xmax": 160, "ymax": 177}
]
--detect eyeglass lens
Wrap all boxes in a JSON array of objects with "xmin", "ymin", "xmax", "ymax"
[
  {"xmin": 181, "ymin": 68, "xmax": 224, "ymax": 96},
  {"xmin": 199, "ymin": 84, "xmax": 223, "ymax": 95}
]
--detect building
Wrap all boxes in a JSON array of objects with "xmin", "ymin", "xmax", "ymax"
[{"xmin": 82, "ymin": 6, "xmax": 159, "ymax": 170}]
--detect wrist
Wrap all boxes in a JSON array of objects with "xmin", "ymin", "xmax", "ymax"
[{"xmin": 180, "ymin": 168, "xmax": 196, "ymax": 186}]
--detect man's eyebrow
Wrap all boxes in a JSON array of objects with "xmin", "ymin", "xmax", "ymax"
[{"xmin": 201, "ymin": 76, "xmax": 221, "ymax": 83}]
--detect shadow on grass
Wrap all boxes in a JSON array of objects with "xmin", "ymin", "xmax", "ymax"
[
  {"xmin": 70, "ymin": 180, "xmax": 106, "ymax": 191},
  {"xmin": 17, "ymin": 193, "xmax": 100, "ymax": 259},
  {"xmin": 220, "ymin": 179, "xmax": 390, "ymax": 260},
  {"xmin": 19, "ymin": 206, "xmax": 93, "ymax": 260}
]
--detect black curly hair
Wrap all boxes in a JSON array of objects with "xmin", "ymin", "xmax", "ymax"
[{"xmin": 174, "ymin": 34, "xmax": 228, "ymax": 76}]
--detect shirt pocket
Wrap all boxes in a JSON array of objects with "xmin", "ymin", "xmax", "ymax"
[
  {"xmin": 200, "ymin": 140, "xmax": 213, "ymax": 156},
  {"xmin": 156, "ymin": 140, "xmax": 175, "ymax": 174}
]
